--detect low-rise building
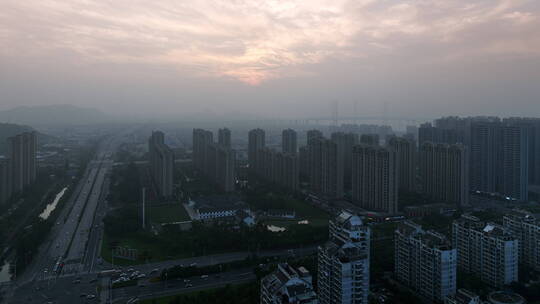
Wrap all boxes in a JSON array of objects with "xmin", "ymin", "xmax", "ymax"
[
  {"xmin": 445, "ymin": 289, "xmax": 480, "ymax": 304},
  {"xmin": 260, "ymin": 263, "xmax": 318, "ymax": 304},
  {"xmin": 190, "ymin": 195, "xmax": 251, "ymax": 221}
]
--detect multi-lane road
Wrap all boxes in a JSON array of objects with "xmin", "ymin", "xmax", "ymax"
[{"xmin": 5, "ymin": 137, "xmax": 119, "ymax": 303}]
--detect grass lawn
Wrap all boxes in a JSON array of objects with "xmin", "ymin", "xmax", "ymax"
[
  {"xmin": 101, "ymin": 231, "xmax": 191, "ymax": 266},
  {"xmin": 148, "ymin": 204, "xmax": 190, "ymax": 223},
  {"xmin": 263, "ymin": 218, "xmax": 328, "ymax": 228},
  {"xmin": 286, "ymin": 198, "xmax": 329, "ymax": 219}
]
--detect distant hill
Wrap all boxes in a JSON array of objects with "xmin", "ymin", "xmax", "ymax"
[
  {"xmin": 0, "ymin": 104, "xmax": 111, "ymax": 126},
  {"xmin": 0, "ymin": 123, "xmax": 52, "ymax": 155}
]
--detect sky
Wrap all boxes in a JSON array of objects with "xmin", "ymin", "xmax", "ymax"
[{"xmin": 1, "ymin": 0, "xmax": 539, "ymax": 120}]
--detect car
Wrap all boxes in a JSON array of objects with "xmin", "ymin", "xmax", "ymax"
[
  {"xmin": 185, "ymin": 283, "xmax": 193, "ymax": 287},
  {"xmin": 137, "ymin": 274, "xmax": 146, "ymax": 279},
  {"xmin": 183, "ymin": 279, "xmax": 191, "ymax": 283},
  {"xmin": 72, "ymin": 279, "xmax": 81, "ymax": 284},
  {"xmin": 80, "ymin": 294, "xmax": 87, "ymax": 297},
  {"xmin": 189, "ymin": 263, "xmax": 197, "ymax": 267},
  {"xmin": 150, "ymin": 268, "xmax": 159, "ymax": 274},
  {"xmin": 86, "ymin": 294, "xmax": 96, "ymax": 300},
  {"xmin": 200, "ymin": 275, "xmax": 209, "ymax": 279}
]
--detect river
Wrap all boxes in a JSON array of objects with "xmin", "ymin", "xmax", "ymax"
[
  {"xmin": 0, "ymin": 260, "xmax": 11, "ymax": 283},
  {"xmin": 39, "ymin": 187, "xmax": 68, "ymax": 220}
]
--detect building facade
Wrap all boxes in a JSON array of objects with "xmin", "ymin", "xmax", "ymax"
[
  {"xmin": 318, "ymin": 211, "xmax": 370, "ymax": 304},
  {"xmin": 351, "ymin": 145, "xmax": 398, "ymax": 214},
  {"xmin": 256, "ymin": 148, "xmax": 299, "ymax": 192},
  {"xmin": 388, "ymin": 136, "xmax": 417, "ymax": 192},
  {"xmin": 308, "ymin": 138, "xmax": 343, "ymax": 199},
  {"xmin": 395, "ymin": 221, "xmax": 457, "ymax": 303},
  {"xmin": 503, "ymin": 210, "xmax": 540, "ymax": 271},
  {"xmin": 452, "ymin": 215, "xmax": 519, "ymax": 287},
  {"xmin": 282, "ymin": 129, "xmax": 298, "ymax": 155},
  {"xmin": 248, "ymin": 128, "xmax": 265, "ymax": 172},
  {"xmin": 7, "ymin": 131, "xmax": 37, "ymax": 193},
  {"xmin": 149, "ymin": 131, "xmax": 174, "ymax": 198},
  {"xmin": 218, "ymin": 128, "xmax": 231, "ymax": 148},
  {"xmin": 470, "ymin": 121, "xmax": 529, "ymax": 201},
  {"xmin": 331, "ymin": 132, "xmax": 359, "ymax": 190},
  {"xmin": 0, "ymin": 158, "xmax": 12, "ymax": 204},
  {"xmin": 419, "ymin": 142, "xmax": 469, "ymax": 206},
  {"xmin": 193, "ymin": 128, "xmax": 214, "ymax": 175}
]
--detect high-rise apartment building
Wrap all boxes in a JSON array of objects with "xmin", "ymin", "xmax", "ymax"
[
  {"xmin": 214, "ymin": 144, "xmax": 236, "ymax": 192},
  {"xmin": 504, "ymin": 118, "xmax": 540, "ymax": 186},
  {"xmin": 394, "ymin": 221, "xmax": 457, "ymax": 302},
  {"xmin": 282, "ymin": 129, "xmax": 297, "ymax": 154},
  {"xmin": 218, "ymin": 128, "xmax": 231, "ymax": 148},
  {"xmin": 470, "ymin": 121, "xmax": 529, "ymax": 201},
  {"xmin": 276, "ymin": 152, "xmax": 299, "ymax": 191},
  {"xmin": 419, "ymin": 122, "xmax": 465, "ymax": 146},
  {"xmin": 248, "ymin": 128, "xmax": 265, "ymax": 172},
  {"xmin": 149, "ymin": 131, "xmax": 174, "ymax": 198},
  {"xmin": 452, "ymin": 215, "xmax": 519, "ymax": 287},
  {"xmin": 503, "ymin": 210, "xmax": 540, "ymax": 271},
  {"xmin": 388, "ymin": 136, "xmax": 417, "ymax": 192},
  {"xmin": 8, "ymin": 131, "xmax": 37, "ymax": 192},
  {"xmin": 0, "ymin": 158, "xmax": 12, "ymax": 205},
  {"xmin": 307, "ymin": 129, "xmax": 323, "ymax": 145},
  {"xmin": 261, "ymin": 263, "xmax": 318, "ymax": 304},
  {"xmin": 256, "ymin": 148, "xmax": 299, "ymax": 192},
  {"xmin": 299, "ymin": 146, "xmax": 309, "ymax": 178},
  {"xmin": 193, "ymin": 128, "xmax": 214, "ymax": 174},
  {"xmin": 359, "ymin": 134, "xmax": 379, "ymax": 146},
  {"xmin": 331, "ymin": 132, "xmax": 359, "ymax": 189},
  {"xmin": 419, "ymin": 142, "xmax": 469, "ymax": 206},
  {"xmin": 318, "ymin": 211, "xmax": 370, "ymax": 304},
  {"xmin": 351, "ymin": 145, "xmax": 398, "ymax": 214},
  {"xmin": 194, "ymin": 129, "xmax": 236, "ymax": 192},
  {"xmin": 308, "ymin": 138, "xmax": 343, "ymax": 199}
]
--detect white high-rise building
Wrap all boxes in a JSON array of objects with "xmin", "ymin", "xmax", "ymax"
[
  {"xmin": 452, "ymin": 215, "xmax": 519, "ymax": 287},
  {"xmin": 503, "ymin": 209, "xmax": 540, "ymax": 271},
  {"xmin": 395, "ymin": 221, "xmax": 457, "ymax": 303},
  {"xmin": 318, "ymin": 211, "xmax": 370, "ymax": 304}
]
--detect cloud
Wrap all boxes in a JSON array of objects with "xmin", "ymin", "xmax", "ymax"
[{"xmin": 1, "ymin": 0, "xmax": 539, "ymax": 85}]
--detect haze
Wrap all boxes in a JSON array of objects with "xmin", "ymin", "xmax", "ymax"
[{"xmin": 1, "ymin": 0, "xmax": 540, "ymax": 119}]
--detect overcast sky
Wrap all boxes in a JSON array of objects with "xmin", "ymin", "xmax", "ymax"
[{"xmin": 1, "ymin": 0, "xmax": 539, "ymax": 120}]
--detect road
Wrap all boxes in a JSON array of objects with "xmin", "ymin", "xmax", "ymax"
[
  {"xmin": 4, "ymin": 136, "xmax": 120, "ymax": 303},
  {"xmin": 112, "ymin": 269, "xmax": 255, "ymax": 303}
]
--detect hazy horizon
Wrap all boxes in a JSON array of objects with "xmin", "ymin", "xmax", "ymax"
[{"xmin": 1, "ymin": 0, "xmax": 540, "ymax": 119}]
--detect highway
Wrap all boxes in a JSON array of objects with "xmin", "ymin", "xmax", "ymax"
[
  {"xmin": 4, "ymin": 136, "xmax": 120, "ymax": 303},
  {"xmin": 112, "ymin": 269, "xmax": 255, "ymax": 303}
]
